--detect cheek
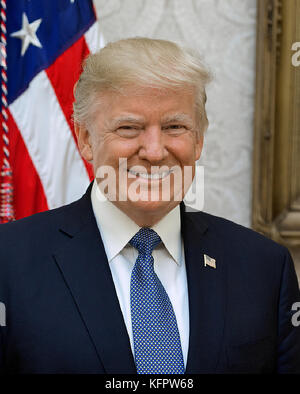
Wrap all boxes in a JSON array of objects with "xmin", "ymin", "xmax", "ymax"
[
  {"xmin": 169, "ymin": 138, "xmax": 198, "ymax": 165},
  {"xmin": 94, "ymin": 138, "xmax": 139, "ymax": 167}
]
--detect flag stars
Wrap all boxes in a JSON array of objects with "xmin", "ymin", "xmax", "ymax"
[{"xmin": 11, "ymin": 13, "xmax": 42, "ymax": 56}]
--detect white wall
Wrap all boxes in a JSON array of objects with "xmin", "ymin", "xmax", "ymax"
[{"xmin": 93, "ymin": 0, "xmax": 257, "ymax": 227}]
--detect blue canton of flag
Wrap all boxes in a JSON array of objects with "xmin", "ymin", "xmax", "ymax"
[{"xmin": 7, "ymin": 0, "xmax": 96, "ymax": 105}]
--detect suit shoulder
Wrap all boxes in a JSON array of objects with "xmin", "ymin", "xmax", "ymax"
[
  {"xmin": 187, "ymin": 209, "xmax": 289, "ymax": 258},
  {"xmin": 0, "ymin": 195, "xmax": 89, "ymax": 251},
  {"xmin": 0, "ymin": 202, "xmax": 71, "ymax": 235}
]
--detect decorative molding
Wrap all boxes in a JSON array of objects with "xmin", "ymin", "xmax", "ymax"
[{"xmin": 252, "ymin": 0, "xmax": 300, "ymax": 267}]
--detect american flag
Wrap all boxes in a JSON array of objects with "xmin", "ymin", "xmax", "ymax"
[{"xmin": 0, "ymin": 0, "xmax": 104, "ymax": 223}]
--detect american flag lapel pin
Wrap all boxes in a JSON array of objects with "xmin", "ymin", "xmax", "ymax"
[{"xmin": 204, "ymin": 254, "xmax": 216, "ymax": 269}]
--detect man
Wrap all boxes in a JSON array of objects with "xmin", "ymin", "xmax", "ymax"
[{"xmin": 0, "ymin": 37, "xmax": 299, "ymax": 374}]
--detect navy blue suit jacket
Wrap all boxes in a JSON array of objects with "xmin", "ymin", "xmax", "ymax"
[{"xmin": 0, "ymin": 182, "xmax": 300, "ymax": 374}]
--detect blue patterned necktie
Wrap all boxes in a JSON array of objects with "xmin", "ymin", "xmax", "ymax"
[{"xmin": 129, "ymin": 227, "xmax": 185, "ymax": 374}]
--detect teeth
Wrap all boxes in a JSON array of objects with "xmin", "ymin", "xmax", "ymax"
[{"xmin": 128, "ymin": 170, "xmax": 171, "ymax": 179}]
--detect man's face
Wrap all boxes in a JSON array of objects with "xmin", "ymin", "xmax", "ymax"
[{"xmin": 76, "ymin": 86, "xmax": 204, "ymax": 226}]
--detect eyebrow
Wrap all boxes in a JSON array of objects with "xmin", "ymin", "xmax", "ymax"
[
  {"xmin": 108, "ymin": 115, "xmax": 145, "ymax": 128},
  {"xmin": 161, "ymin": 113, "xmax": 194, "ymax": 126},
  {"xmin": 107, "ymin": 113, "xmax": 194, "ymax": 128}
]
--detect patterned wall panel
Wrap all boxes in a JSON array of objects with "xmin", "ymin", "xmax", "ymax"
[{"xmin": 93, "ymin": 0, "xmax": 257, "ymax": 227}]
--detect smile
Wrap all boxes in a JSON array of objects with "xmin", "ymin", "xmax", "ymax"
[{"xmin": 127, "ymin": 169, "xmax": 173, "ymax": 180}]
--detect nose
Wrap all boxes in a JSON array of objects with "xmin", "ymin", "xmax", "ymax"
[{"xmin": 138, "ymin": 126, "xmax": 168, "ymax": 163}]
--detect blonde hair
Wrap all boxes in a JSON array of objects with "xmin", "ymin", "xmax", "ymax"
[{"xmin": 73, "ymin": 37, "xmax": 212, "ymax": 136}]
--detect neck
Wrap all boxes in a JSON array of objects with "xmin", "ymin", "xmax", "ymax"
[{"xmin": 112, "ymin": 200, "xmax": 180, "ymax": 228}]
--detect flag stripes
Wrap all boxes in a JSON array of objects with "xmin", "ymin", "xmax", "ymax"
[
  {"xmin": 46, "ymin": 35, "xmax": 94, "ymax": 181},
  {"xmin": 9, "ymin": 70, "xmax": 90, "ymax": 210},
  {"xmin": 8, "ymin": 109, "xmax": 49, "ymax": 219}
]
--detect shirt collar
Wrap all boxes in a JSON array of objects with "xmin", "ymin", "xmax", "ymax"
[{"xmin": 90, "ymin": 180, "xmax": 182, "ymax": 265}]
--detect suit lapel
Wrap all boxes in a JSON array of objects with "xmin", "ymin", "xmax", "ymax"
[
  {"xmin": 181, "ymin": 205, "xmax": 226, "ymax": 373},
  {"xmin": 53, "ymin": 184, "xmax": 136, "ymax": 373}
]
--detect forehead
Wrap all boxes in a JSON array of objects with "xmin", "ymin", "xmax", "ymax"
[{"xmin": 95, "ymin": 85, "xmax": 196, "ymax": 120}]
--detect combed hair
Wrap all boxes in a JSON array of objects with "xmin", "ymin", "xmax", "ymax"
[{"xmin": 73, "ymin": 37, "xmax": 212, "ymax": 136}]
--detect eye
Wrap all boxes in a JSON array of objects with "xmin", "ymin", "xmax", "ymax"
[
  {"xmin": 168, "ymin": 125, "xmax": 185, "ymax": 129},
  {"xmin": 115, "ymin": 125, "xmax": 141, "ymax": 138},
  {"xmin": 162, "ymin": 124, "xmax": 187, "ymax": 134},
  {"xmin": 119, "ymin": 125, "xmax": 135, "ymax": 129}
]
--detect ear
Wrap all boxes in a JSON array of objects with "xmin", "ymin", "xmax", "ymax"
[
  {"xmin": 74, "ymin": 123, "xmax": 93, "ymax": 162},
  {"xmin": 195, "ymin": 134, "xmax": 204, "ymax": 161}
]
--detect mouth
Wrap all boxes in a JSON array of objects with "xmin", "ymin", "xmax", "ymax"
[{"xmin": 127, "ymin": 169, "xmax": 173, "ymax": 180}]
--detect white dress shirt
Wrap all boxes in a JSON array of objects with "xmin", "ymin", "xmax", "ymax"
[{"xmin": 90, "ymin": 180, "xmax": 189, "ymax": 367}]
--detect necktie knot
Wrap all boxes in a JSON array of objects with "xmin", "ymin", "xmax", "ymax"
[{"xmin": 129, "ymin": 227, "xmax": 161, "ymax": 256}]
